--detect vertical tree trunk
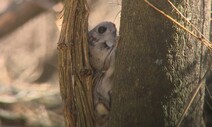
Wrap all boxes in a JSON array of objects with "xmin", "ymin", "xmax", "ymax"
[
  {"xmin": 109, "ymin": 0, "xmax": 211, "ymax": 127},
  {"xmin": 57, "ymin": 0, "xmax": 94, "ymax": 127}
]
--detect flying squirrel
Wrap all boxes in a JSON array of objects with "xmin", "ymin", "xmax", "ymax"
[{"xmin": 88, "ymin": 22, "xmax": 117, "ymax": 127}]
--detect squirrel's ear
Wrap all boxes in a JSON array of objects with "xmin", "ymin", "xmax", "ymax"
[{"xmin": 105, "ymin": 41, "xmax": 114, "ymax": 48}]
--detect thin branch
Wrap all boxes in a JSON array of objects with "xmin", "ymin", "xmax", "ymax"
[
  {"xmin": 176, "ymin": 70, "xmax": 209, "ymax": 127},
  {"xmin": 206, "ymin": 100, "xmax": 212, "ymax": 111},
  {"xmin": 113, "ymin": 10, "xmax": 121, "ymax": 23},
  {"xmin": 144, "ymin": 0, "xmax": 212, "ymax": 51},
  {"xmin": 143, "ymin": 0, "xmax": 211, "ymax": 126},
  {"xmin": 167, "ymin": 0, "xmax": 210, "ymax": 46}
]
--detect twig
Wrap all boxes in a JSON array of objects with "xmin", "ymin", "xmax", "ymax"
[
  {"xmin": 167, "ymin": 0, "xmax": 211, "ymax": 47},
  {"xmin": 176, "ymin": 70, "xmax": 209, "ymax": 127},
  {"xmin": 206, "ymin": 100, "xmax": 212, "ymax": 111},
  {"xmin": 144, "ymin": 0, "xmax": 212, "ymax": 51},
  {"xmin": 113, "ymin": 10, "xmax": 121, "ymax": 23},
  {"xmin": 206, "ymin": 85, "xmax": 212, "ymax": 100},
  {"xmin": 205, "ymin": 85, "xmax": 212, "ymax": 110},
  {"xmin": 144, "ymin": 0, "xmax": 212, "ymax": 126}
]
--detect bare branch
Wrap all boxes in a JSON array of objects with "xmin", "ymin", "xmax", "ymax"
[{"xmin": 144, "ymin": 0, "xmax": 212, "ymax": 51}]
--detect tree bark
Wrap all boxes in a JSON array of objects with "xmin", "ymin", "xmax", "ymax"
[
  {"xmin": 109, "ymin": 0, "xmax": 211, "ymax": 127},
  {"xmin": 57, "ymin": 0, "xmax": 94, "ymax": 127}
]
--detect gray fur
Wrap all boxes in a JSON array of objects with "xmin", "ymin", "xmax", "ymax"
[{"xmin": 88, "ymin": 22, "xmax": 117, "ymax": 127}]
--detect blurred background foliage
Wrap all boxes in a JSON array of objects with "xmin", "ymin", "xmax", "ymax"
[{"xmin": 0, "ymin": 0, "xmax": 120, "ymax": 126}]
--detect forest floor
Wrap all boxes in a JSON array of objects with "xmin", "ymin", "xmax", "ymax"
[{"xmin": 0, "ymin": 83, "xmax": 65, "ymax": 127}]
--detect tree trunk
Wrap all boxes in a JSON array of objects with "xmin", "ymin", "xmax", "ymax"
[
  {"xmin": 109, "ymin": 0, "xmax": 211, "ymax": 127},
  {"xmin": 57, "ymin": 0, "xmax": 94, "ymax": 127}
]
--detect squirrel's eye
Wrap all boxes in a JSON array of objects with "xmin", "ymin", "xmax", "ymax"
[{"xmin": 98, "ymin": 26, "xmax": 107, "ymax": 34}]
